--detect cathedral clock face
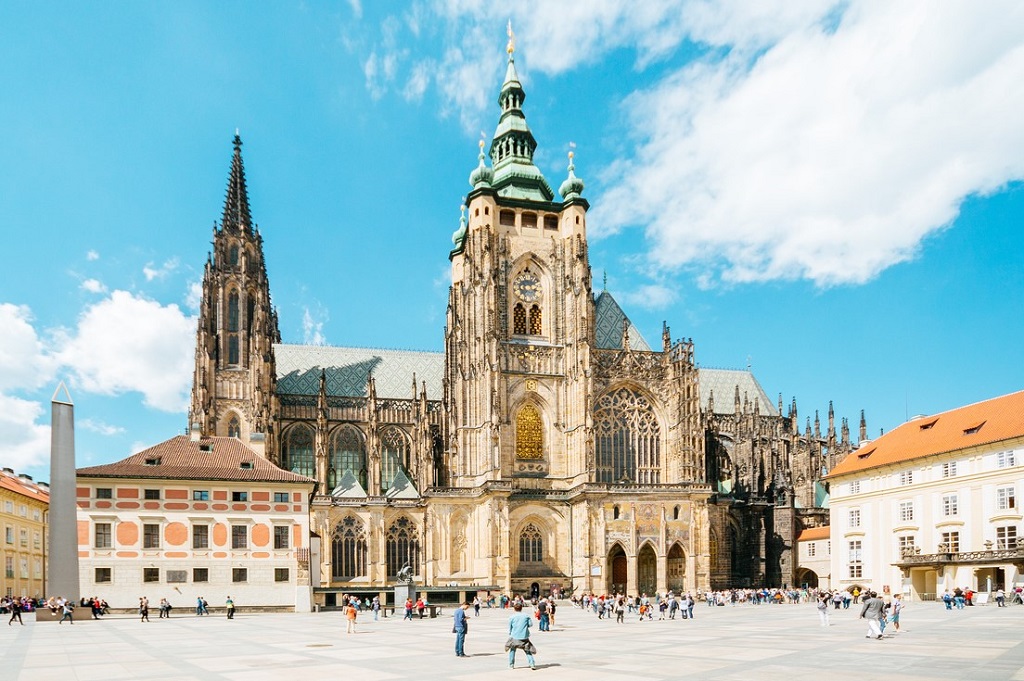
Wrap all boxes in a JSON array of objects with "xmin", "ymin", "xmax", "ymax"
[{"xmin": 513, "ymin": 272, "xmax": 541, "ymax": 302}]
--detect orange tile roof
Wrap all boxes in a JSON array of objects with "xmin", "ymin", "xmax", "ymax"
[
  {"xmin": 828, "ymin": 390, "xmax": 1024, "ymax": 478},
  {"xmin": 77, "ymin": 435, "xmax": 316, "ymax": 485},
  {"xmin": 0, "ymin": 470, "xmax": 50, "ymax": 504},
  {"xmin": 797, "ymin": 526, "xmax": 830, "ymax": 541}
]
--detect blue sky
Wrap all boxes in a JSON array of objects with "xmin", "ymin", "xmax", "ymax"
[{"xmin": 2, "ymin": 1, "xmax": 1022, "ymax": 483}]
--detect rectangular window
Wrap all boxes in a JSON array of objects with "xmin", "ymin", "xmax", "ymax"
[
  {"xmin": 19, "ymin": 529, "xmax": 27, "ymax": 547},
  {"xmin": 192, "ymin": 525, "xmax": 209, "ymax": 549},
  {"xmin": 899, "ymin": 501, "xmax": 914, "ymax": 522},
  {"xmin": 996, "ymin": 526, "xmax": 1018, "ymax": 550},
  {"xmin": 848, "ymin": 508, "xmax": 861, "ymax": 528},
  {"xmin": 193, "ymin": 490, "xmax": 210, "ymax": 501},
  {"xmin": 898, "ymin": 535, "xmax": 916, "ymax": 557},
  {"xmin": 4, "ymin": 557, "xmax": 12, "ymax": 578},
  {"xmin": 20, "ymin": 505, "xmax": 26, "ymax": 517},
  {"xmin": 807, "ymin": 542, "xmax": 816, "ymax": 557},
  {"xmin": 943, "ymin": 494, "xmax": 958, "ymax": 517},
  {"xmin": 95, "ymin": 522, "xmax": 112, "ymax": 549},
  {"xmin": 3, "ymin": 501, "xmax": 11, "ymax": 513},
  {"xmin": 144, "ymin": 489, "xmax": 161, "ymax": 500},
  {"xmin": 941, "ymin": 531, "xmax": 960, "ymax": 553},
  {"xmin": 848, "ymin": 538, "xmax": 863, "ymax": 578},
  {"xmin": 997, "ymin": 451, "xmax": 1017, "ymax": 468},
  {"xmin": 5, "ymin": 526, "xmax": 13, "ymax": 544},
  {"xmin": 273, "ymin": 526, "xmax": 289, "ymax": 550},
  {"xmin": 273, "ymin": 492, "xmax": 289, "ymax": 503},
  {"xmin": 95, "ymin": 567, "xmax": 111, "ymax": 583},
  {"xmin": 143, "ymin": 567, "xmax": 160, "ymax": 583},
  {"xmin": 942, "ymin": 461, "xmax": 957, "ymax": 478},
  {"xmin": 997, "ymin": 486, "xmax": 1017, "ymax": 510},
  {"xmin": 231, "ymin": 525, "xmax": 248, "ymax": 549},
  {"xmin": 232, "ymin": 491, "xmax": 248, "ymax": 502},
  {"xmin": 193, "ymin": 568, "xmax": 209, "ymax": 583},
  {"xmin": 275, "ymin": 568, "xmax": 289, "ymax": 583},
  {"xmin": 96, "ymin": 488, "xmax": 112, "ymax": 499},
  {"xmin": 143, "ymin": 523, "xmax": 161, "ymax": 549},
  {"xmin": 33, "ymin": 531, "xmax": 40, "ymax": 548},
  {"xmin": 167, "ymin": 570, "xmax": 187, "ymax": 583},
  {"xmin": 899, "ymin": 470, "xmax": 914, "ymax": 486},
  {"xmin": 232, "ymin": 567, "xmax": 247, "ymax": 583},
  {"xmin": 849, "ymin": 481, "xmax": 861, "ymax": 494}
]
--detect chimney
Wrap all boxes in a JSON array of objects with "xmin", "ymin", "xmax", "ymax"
[
  {"xmin": 249, "ymin": 432, "xmax": 266, "ymax": 459},
  {"xmin": 190, "ymin": 422, "xmax": 202, "ymax": 442}
]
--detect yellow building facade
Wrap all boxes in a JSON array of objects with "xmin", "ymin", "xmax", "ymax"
[{"xmin": 0, "ymin": 468, "xmax": 49, "ymax": 599}]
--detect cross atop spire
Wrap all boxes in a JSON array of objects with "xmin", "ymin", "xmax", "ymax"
[
  {"xmin": 507, "ymin": 19, "xmax": 515, "ymax": 55},
  {"xmin": 221, "ymin": 132, "xmax": 252, "ymax": 233}
]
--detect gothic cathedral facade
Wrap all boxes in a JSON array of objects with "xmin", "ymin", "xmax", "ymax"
[{"xmin": 190, "ymin": 44, "xmax": 858, "ymax": 601}]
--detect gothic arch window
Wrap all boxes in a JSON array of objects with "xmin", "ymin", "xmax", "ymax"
[
  {"xmin": 518, "ymin": 523, "xmax": 543, "ymax": 563},
  {"xmin": 513, "ymin": 303, "xmax": 527, "ymax": 335},
  {"xmin": 594, "ymin": 387, "xmax": 662, "ymax": 484},
  {"xmin": 331, "ymin": 516, "xmax": 367, "ymax": 580},
  {"xmin": 282, "ymin": 425, "xmax": 314, "ymax": 479},
  {"xmin": 386, "ymin": 516, "xmax": 420, "ymax": 578},
  {"xmin": 227, "ymin": 414, "xmax": 241, "ymax": 439},
  {"xmin": 528, "ymin": 304, "xmax": 542, "ymax": 334},
  {"xmin": 246, "ymin": 291, "xmax": 256, "ymax": 334},
  {"xmin": 226, "ymin": 289, "xmax": 240, "ymax": 365},
  {"xmin": 329, "ymin": 426, "xmax": 366, "ymax": 490},
  {"xmin": 515, "ymin": 404, "xmax": 544, "ymax": 460},
  {"xmin": 228, "ymin": 244, "xmax": 239, "ymax": 266},
  {"xmin": 673, "ymin": 505, "xmax": 681, "ymax": 520},
  {"xmin": 380, "ymin": 426, "xmax": 410, "ymax": 489},
  {"xmin": 613, "ymin": 505, "xmax": 620, "ymax": 519}
]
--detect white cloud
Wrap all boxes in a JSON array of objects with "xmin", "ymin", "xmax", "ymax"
[
  {"xmin": 0, "ymin": 394, "xmax": 50, "ymax": 471},
  {"xmin": 302, "ymin": 306, "xmax": 327, "ymax": 346},
  {"xmin": 347, "ymin": 0, "xmax": 362, "ymax": 20},
  {"xmin": 86, "ymin": 250, "xmax": 100, "ymax": 261},
  {"xmin": 80, "ymin": 418, "xmax": 125, "ymax": 436},
  {"xmin": 185, "ymin": 280, "xmax": 203, "ymax": 312},
  {"xmin": 594, "ymin": 1, "xmax": 1024, "ymax": 285},
  {"xmin": 81, "ymin": 278, "xmax": 107, "ymax": 294},
  {"xmin": 0, "ymin": 303, "xmax": 56, "ymax": 392},
  {"xmin": 55, "ymin": 290, "xmax": 196, "ymax": 412},
  {"xmin": 621, "ymin": 283, "xmax": 678, "ymax": 311},
  {"xmin": 130, "ymin": 440, "xmax": 153, "ymax": 455},
  {"xmin": 404, "ymin": 61, "xmax": 431, "ymax": 101},
  {"xmin": 143, "ymin": 257, "xmax": 180, "ymax": 281}
]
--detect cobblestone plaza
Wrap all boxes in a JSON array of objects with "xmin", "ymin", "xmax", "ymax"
[{"xmin": 5, "ymin": 600, "xmax": 1024, "ymax": 680}]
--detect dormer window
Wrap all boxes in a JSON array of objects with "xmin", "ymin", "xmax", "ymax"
[
  {"xmin": 144, "ymin": 457, "xmax": 161, "ymax": 466},
  {"xmin": 239, "ymin": 461, "xmax": 253, "ymax": 470},
  {"xmin": 199, "ymin": 443, "xmax": 213, "ymax": 453}
]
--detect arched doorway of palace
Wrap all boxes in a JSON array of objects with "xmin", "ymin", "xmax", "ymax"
[
  {"xmin": 796, "ymin": 568, "xmax": 819, "ymax": 589},
  {"xmin": 608, "ymin": 544, "xmax": 627, "ymax": 594},
  {"xmin": 638, "ymin": 543, "xmax": 657, "ymax": 595}
]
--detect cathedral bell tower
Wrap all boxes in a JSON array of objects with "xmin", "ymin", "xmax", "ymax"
[
  {"xmin": 190, "ymin": 133, "xmax": 281, "ymax": 458},
  {"xmin": 444, "ymin": 28, "xmax": 595, "ymax": 489}
]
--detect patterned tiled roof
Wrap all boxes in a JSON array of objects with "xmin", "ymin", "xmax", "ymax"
[
  {"xmin": 797, "ymin": 526, "xmax": 830, "ymax": 541},
  {"xmin": 594, "ymin": 291, "xmax": 652, "ymax": 351},
  {"xmin": 275, "ymin": 344, "xmax": 443, "ymax": 399},
  {"xmin": 828, "ymin": 390, "xmax": 1024, "ymax": 478},
  {"xmin": 0, "ymin": 469, "xmax": 50, "ymax": 504},
  {"xmin": 698, "ymin": 368, "xmax": 779, "ymax": 417},
  {"xmin": 76, "ymin": 435, "xmax": 315, "ymax": 484}
]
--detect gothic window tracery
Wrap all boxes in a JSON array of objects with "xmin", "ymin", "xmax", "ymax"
[
  {"xmin": 226, "ymin": 289, "xmax": 240, "ymax": 365},
  {"xmin": 228, "ymin": 245, "xmax": 239, "ymax": 266},
  {"xmin": 528, "ymin": 305, "xmax": 542, "ymax": 334},
  {"xmin": 519, "ymin": 523, "xmax": 543, "ymax": 563},
  {"xmin": 227, "ymin": 415, "xmax": 241, "ymax": 439},
  {"xmin": 331, "ymin": 516, "xmax": 367, "ymax": 579},
  {"xmin": 282, "ymin": 425, "xmax": 315, "ymax": 479},
  {"xmin": 386, "ymin": 516, "xmax": 420, "ymax": 578},
  {"xmin": 513, "ymin": 303, "xmax": 527, "ymax": 335},
  {"xmin": 594, "ymin": 387, "xmax": 662, "ymax": 484},
  {"xmin": 515, "ymin": 404, "xmax": 544, "ymax": 460},
  {"xmin": 330, "ymin": 426, "xmax": 366, "ymax": 490},
  {"xmin": 380, "ymin": 426, "xmax": 410, "ymax": 489}
]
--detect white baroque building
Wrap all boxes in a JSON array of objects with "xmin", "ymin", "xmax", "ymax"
[{"xmin": 827, "ymin": 391, "xmax": 1024, "ymax": 600}]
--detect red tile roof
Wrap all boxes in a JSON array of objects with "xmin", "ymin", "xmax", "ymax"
[
  {"xmin": 0, "ymin": 470, "xmax": 50, "ymax": 504},
  {"xmin": 828, "ymin": 391, "xmax": 1024, "ymax": 478},
  {"xmin": 797, "ymin": 526, "xmax": 830, "ymax": 541},
  {"xmin": 76, "ymin": 435, "xmax": 316, "ymax": 485}
]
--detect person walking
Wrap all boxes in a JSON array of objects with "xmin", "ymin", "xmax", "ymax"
[
  {"xmin": 505, "ymin": 602, "xmax": 537, "ymax": 670},
  {"xmin": 860, "ymin": 591, "xmax": 885, "ymax": 639},
  {"xmin": 58, "ymin": 599, "xmax": 74, "ymax": 624},
  {"xmin": 8, "ymin": 599, "xmax": 23, "ymax": 626},
  {"xmin": 371, "ymin": 596, "xmax": 380, "ymax": 620},
  {"xmin": 473, "ymin": 595, "xmax": 481, "ymax": 617},
  {"xmin": 817, "ymin": 592, "xmax": 831, "ymax": 627},
  {"xmin": 537, "ymin": 597, "xmax": 550, "ymax": 631},
  {"xmin": 453, "ymin": 601, "xmax": 470, "ymax": 657},
  {"xmin": 226, "ymin": 596, "xmax": 235, "ymax": 619},
  {"xmin": 996, "ymin": 589, "xmax": 1006, "ymax": 607},
  {"xmin": 343, "ymin": 598, "xmax": 357, "ymax": 634},
  {"xmin": 139, "ymin": 597, "xmax": 150, "ymax": 622}
]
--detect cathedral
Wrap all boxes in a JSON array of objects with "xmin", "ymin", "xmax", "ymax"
[{"xmin": 189, "ymin": 38, "xmax": 859, "ymax": 601}]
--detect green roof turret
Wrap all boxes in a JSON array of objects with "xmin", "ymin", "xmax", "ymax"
[
  {"xmin": 468, "ymin": 139, "xmax": 494, "ymax": 189},
  {"xmin": 451, "ymin": 202, "xmax": 468, "ymax": 249},
  {"xmin": 559, "ymin": 149, "xmax": 585, "ymax": 200}
]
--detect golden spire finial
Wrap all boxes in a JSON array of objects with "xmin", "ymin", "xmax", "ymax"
[{"xmin": 507, "ymin": 19, "xmax": 515, "ymax": 55}]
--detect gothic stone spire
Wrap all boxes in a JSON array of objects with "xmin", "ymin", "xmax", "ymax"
[{"xmin": 222, "ymin": 132, "xmax": 253, "ymax": 232}]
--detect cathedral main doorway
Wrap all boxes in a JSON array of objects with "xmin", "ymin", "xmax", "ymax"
[
  {"xmin": 638, "ymin": 544, "xmax": 657, "ymax": 595},
  {"xmin": 667, "ymin": 543, "xmax": 685, "ymax": 592},
  {"xmin": 608, "ymin": 545, "xmax": 627, "ymax": 594}
]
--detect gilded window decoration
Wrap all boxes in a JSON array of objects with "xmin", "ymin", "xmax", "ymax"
[
  {"xmin": 331, "ymin": 516, "xmax": 367, "ymax": 579},
  {"xmin": 282, "ymin": 425, "xmax": 315, "ymax": 479},
  {"xmin": 594, "ymin": 387, "xmax": 661, "ymax": 484},
  {"xmin": 386, "ymin": 516, "xmax": 420, "ymax": 578},
  {"xmin": 519, "ymin": 523, "xmax": 543, "ymax": 563},
  {"xmin": 528, "ymin": 304, "xmax": 542, "ymax": 334},
  {"xmin": 513, "ymin": 303, "xmax": 527, "ymax": 335},
  {"xmin": 516, "ymin": 404, "xmax": 544, "ymax": 459},
  {"xmin": 330, "ymin": 425, "xmax": 366, "ymax": 490},
  {"xmin": 381, "ymin": 426, "xmax": 410, "ymax": 489}
]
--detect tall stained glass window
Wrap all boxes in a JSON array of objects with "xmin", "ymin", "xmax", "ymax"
[
  {"xmin": 332, "ymin": 516, "xmax": 367, "ymax": 579},
  {"xmin": 283, "ymin": 425, "xmax": 315, "ymax": 478},
  {"xmin": 330, "ymin": 426, "xmax": 366, "ymax": 489},
  {"xmin": 594, "ymin": 387, "xmax": 661, "ymax": 484}
]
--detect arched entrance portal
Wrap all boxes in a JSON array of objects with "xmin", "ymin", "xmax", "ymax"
[
  {"xmin": 608, "ymin": 544, "xmax": 627, "ymax": 594},
  {"xmin": 638, "ymin": 543, "xmax": 657, "ymax": 595},
  {"xmin": 530, "ymin": 582, "xmax": 540, "ymax": 599},
  {"xmin": 667, "ymin": 543, "xmax": 685, "ymax": 592},
  {"xmin": 796, "ymin": 568, "xmax": 819, "ymax": 589}
]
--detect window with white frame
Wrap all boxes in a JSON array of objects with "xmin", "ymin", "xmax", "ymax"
[
  {"xmin": 849, "ymin": 481, "xmax": 861, "ymax": 494},
  {"xmin": 996, "ymin": 525, "xmax": 1018, "ymax": 550},
  {"xmin": 997, "ymin": 486, "xmax": 1016, "ymax": 511},
  {"xmin": 807, "ymin": 542, "xmax": 816, "ymax": 557},
  {"xmin": 997, "ymin": 451, "xmax": 1017, "ymax": 468},
  {"xmin": 848, "ymin": 540, "xmax": 863, "ymax": 578},
  {"xmin": 940, "ymin": 531, "xmax": 960, "ymax": 552},
  {"xmin": 942, "ymin": 461, "xmax": 957, "ymax": 478},
  {"xmin": 942, "ymin": 494, "xmax": 958, "ymax": 517},
  {"xmin": 899, "ymin": 501, "xmax": 914, "ymax": 522},
  {"xmin": 898, "ymin": 534, "xmax": 916, "ymax": 557},
  {"xmin": 899, "ymin": 470, "xmax": 914, "ymax": 486},
  {"xmin": 848, "ymin": 508, "xmax": 861, "ymax": 528}
]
